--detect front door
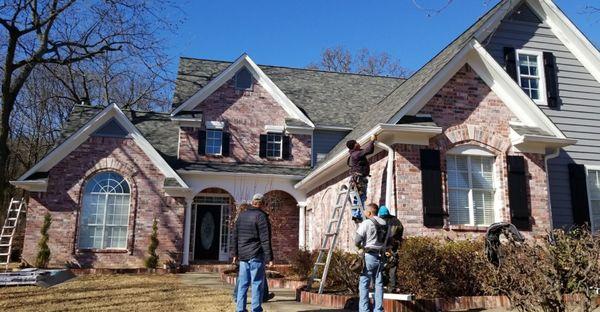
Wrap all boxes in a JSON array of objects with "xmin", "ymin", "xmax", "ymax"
[{"xmin": 194, "ymin": 205, "xmax": 221, "ymax": 260}]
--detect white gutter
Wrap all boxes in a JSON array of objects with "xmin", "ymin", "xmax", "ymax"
[
  {"xmin": 544, "ymin": 148, "xmax": 561, "ymax": 231},
  {"xmin": 375, "ymin": 142, "xmax": 396, "ymax": 214},
  {"xmin": 512, "ymin": 134, "xmax": 577, "ymax": 148}
]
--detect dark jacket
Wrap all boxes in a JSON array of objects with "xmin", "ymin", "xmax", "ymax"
[
  {"xmin": 382, "ymin": 215, "xmax": 404, "ymax": 250},
  {"xmin": 232, "ymin": 207, "xmax": 273, "ymax": 262},
  {"xmin": 348, "ymin": 141, "xmax": 375, "ymax": 176}
]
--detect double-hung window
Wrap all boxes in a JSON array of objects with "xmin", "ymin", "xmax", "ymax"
[
  {"xmin": 205, "ymin": 129, "xmax": 223, "ymax": 156},
  {"xmin": 587, "ymin": 169, "xmax": 600, "ymax": 232},
  {"xmin": 266, "ymin": 133, "xmax": 283, "ymax": 158},
  {"xmin": 79, "ymin": 171, "xmax": 130, "ymax": 249},
  {"xmin": 516, "ymin": 50, "xmax": 545, "ymax": 104},
  {"xmin": 447, "ymin": 154, "xmax": 496, "ymax": 226}
]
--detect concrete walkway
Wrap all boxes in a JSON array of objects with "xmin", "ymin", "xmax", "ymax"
[{"xmin": 180, "ymin": 272, "xmax": 349, "ymax": 312}]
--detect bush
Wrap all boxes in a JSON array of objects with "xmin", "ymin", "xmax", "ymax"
[
  {"xmin": 326, "ymin": 250, "xmax": 361, "ymax": 294},
  {"xmin": 481, "ymin": 228, "xmax": 600, "ymax": 312},
  {"xmin": 395, "ymin": 237, "xmax": 487, "ymax": 298},
  {"xmin": 35, "ymin": 213, "xmax": 52, "ymax": 268},
  {"xmin": 289, "ymin": 249, "xmax": 316, "ymax": 280},
  {"xmin": 144, "ymin": 218, "xmax": 159, "ymax": 269}
]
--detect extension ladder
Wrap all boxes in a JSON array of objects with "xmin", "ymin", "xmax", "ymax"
[
  {"xmin": 308, "ymin": 183, "xmax": 365, "ymax": 294},
  {"xmin": 1, "ymin": 198, "xmax": 25, "ymax": 271}
]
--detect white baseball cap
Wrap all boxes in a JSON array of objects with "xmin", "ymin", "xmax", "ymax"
[{"xmin": 252, "ymin": 193, "xmax": 264, "ymax": 201}]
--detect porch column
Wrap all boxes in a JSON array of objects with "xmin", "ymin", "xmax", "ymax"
[
  {"xmin": 298, "ymin": 202, "xmax": 307, "ymax": 249},
  {"xmin": 182, "ymin": 198, "xmax": 193, "ymax": 265}
]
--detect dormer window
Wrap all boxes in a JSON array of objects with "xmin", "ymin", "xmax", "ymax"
[
  {"xmin": 516, "ymin": 49, "xmax": 546, "ymax": 104},
  {"xmin": 235, "ymin": 68, "xmax": 253, "ymax": 90}
]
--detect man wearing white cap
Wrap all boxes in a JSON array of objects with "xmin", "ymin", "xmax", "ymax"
[{"xmin": 232, "ymin": 193, "xmax": 273, "ymax": 312}]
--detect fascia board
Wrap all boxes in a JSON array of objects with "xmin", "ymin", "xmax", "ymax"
[{"xmin": 9, "ymin": 180, "xmax": 48, "ymax": 192}]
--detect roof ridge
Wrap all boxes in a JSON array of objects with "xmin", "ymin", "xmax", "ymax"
[
  {"xmin": 179, "ymin": 56, "xmax": 406, "ymax": 80},
  {"xmin": 73, "ymin": 104, "xmax": 172, "ymax": 115}
]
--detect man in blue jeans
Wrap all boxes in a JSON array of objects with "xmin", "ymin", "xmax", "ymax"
[
  {"xmin": 232, "ymin": 193, "xmax": 273, "ymax": 312},
  {"xmin": 355, "ymin": 203, "xmax": 387, "ymax": 312}
]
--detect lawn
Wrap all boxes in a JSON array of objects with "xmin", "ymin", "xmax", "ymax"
[{"xmin": 0, "ymin": 274, "xmax": 236, "ymax": 312}]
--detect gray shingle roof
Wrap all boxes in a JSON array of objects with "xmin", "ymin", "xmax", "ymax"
[
  {"xmin": 312, "ymin": 0, "xmax": 511, "ymax": 171},
  {"xmin": 172, "ymin": 161, "xmax": 310, "ymax": 177},
  {"xmin": 511, "ymin": 124, "xmax": 551, "ymax": 136},
  {"xmin": 173, "ymin": 58, "xmax": 404, "ymax": 128}
]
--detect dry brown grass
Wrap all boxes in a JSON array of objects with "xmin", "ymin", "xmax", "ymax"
[{"xmin": 0, "ymin": 274, "xmax": 236, "ymax": 312}]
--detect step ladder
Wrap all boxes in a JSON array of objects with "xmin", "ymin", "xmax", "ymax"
[
  {"xmin": 1, "ymin": 198, "xmax": 26, "ymax": 271},
  {"xmin": 308, "ymin": 182, "xmax": 365, "ymax": 294}
]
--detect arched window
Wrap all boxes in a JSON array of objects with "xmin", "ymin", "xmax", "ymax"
[
  {"xmin": 79, "ymin": 171, "xmax": 131, "ymax": 249},
  {"xmin": 234, "ymin": 68, "xmax": 253, "ymax": 90}
]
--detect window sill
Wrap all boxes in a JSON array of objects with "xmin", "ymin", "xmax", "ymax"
[
  {"xmin": 448, "ymin": 225, "xmax": 489, "ymax": 232},
  {"xmin": 76, "ymin": 248, "xmax": 129, "ymax": 254}
]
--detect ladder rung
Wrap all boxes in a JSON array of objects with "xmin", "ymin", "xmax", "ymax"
[
  {"xmin": 324, "ymin": 232, "xmax": 336, "ymax": 236},
  {"xmin": 0, "ymin": 253, "xmax": 10, "ymax": 256},
  {"xmin": 0, "ymin": 244, "xmax": 10, "ymax": 247},
  {"xmin": 7, "ymin": 218, "xmax": 17, "ymax": 220},
  {"xmin": 318, "ymin": 248, "xmax": 329, "ymax": 251},
  {"xmin": 329, "ymin": 219, "xmax": 339, "ymax": 223},
  {"xmin": 315, "ymin": 262, "xmax": 326, "ymax": 266},
  {"xmin": 3, "ymin": 226, "xmax": 14, "ymax": 229},
  {"xmin": 312, "ymin": 278, "xmax": 321, "ymax": 282}
]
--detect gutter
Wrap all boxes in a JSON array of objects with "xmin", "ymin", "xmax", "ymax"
[{"xmin": 375, "ymin": 142, "xmax": 396, "ymax": 214}]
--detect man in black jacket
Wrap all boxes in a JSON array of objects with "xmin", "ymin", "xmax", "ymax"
[
  {"xmin": 347, "ymin": 134, "xmax": 377, "ymax": 221},
  {"xmin": 232, "ymin": 193, "xmax": 273, "ymax": 312}
]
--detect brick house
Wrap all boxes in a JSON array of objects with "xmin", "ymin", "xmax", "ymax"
[{"xmin": 11, "ymin": 0, "xmax": 600, "ymax": 268}]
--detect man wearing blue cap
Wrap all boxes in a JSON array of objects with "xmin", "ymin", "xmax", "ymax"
[{"xmin": 378, "ymin": 205, "xmax": 403, "ymax": 292}]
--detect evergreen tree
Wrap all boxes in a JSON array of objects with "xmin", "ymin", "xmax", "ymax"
[
  {"xmin": 144, "ymin": 218, "xmax": 159, "ymax": 268},
  {"xmin": 35, "ymin": 213, "xmax": 52, "ymax": 268}
]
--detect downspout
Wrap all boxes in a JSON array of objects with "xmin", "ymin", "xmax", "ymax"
[
  {"xmin": 544, "ymin": 148, "xmax": 560, "ymax": 230},
  {"xmin": 375, "ymin": 142, "xmax": 396, "ymax": 214}
]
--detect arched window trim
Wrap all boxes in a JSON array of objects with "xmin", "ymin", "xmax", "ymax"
[
  {"xmin": 234, "ymin": 67, "xmax": 253, "ymax": 90},
  {"xmin": 78, "ymin": 171, "xmax": 131, "ymax": 250},
  {"xmin": 447, "ymin": 144, "xmax": 495, "ymax": 157}
]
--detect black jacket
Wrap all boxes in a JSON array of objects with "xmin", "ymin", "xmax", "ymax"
[
  {"xmin": 232, "ymin": 207, "xmax": 273, "ymax": 262},
  {"xmin": 348, "ymin": 141, "xmax": 375, "ymax": 176}
]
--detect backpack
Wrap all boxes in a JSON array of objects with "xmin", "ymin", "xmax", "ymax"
[{"xmin": 369, "ymin": 218, "xmax": 388, "ymax": 245}]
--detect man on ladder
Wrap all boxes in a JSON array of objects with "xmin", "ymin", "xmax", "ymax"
[{"xmin": 346, "ymin": 134, "xmax": 377, "ymax": 222}]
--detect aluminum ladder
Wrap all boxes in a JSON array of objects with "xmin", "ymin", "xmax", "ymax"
[
  {"xmin": 308, "ymin": 183, "xmax": 365, "ymax": 294},
  {"xmin": 1, "ymin": 198, "xmax": 25, "ymax": 271}
]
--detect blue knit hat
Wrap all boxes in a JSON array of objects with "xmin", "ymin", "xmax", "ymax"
[{"xmin": 378, "ymin": 205, "xmax": 390, "ymax": 217}]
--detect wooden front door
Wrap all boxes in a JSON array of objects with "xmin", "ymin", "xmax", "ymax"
[{"xmin": 194, "ymin": 205, "xmax": 221, "ymax": 260}]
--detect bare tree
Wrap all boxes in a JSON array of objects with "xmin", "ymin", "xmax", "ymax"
[
  {"xmin": 0, "ymin": 0, "xmax": 179, "ymax": 209},
  {"xmin": 308, "ymin": 46, "xmax": 411, "ymax": 78}
]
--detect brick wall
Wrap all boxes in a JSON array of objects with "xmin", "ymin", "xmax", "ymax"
[
  {"xmin": 22, "ymin": 136, "xmax": 185, "ymax": 268},
  {"xmin": 305, "ymin": 65, "xmax": 551, "ymax": 250},
  {"xmin": 178, "ymin": 75, "xmax": 311, "ymax": 167},
  {"xmin": 263, "ymin": 190, "xmax": 299, "ymax": 262}
]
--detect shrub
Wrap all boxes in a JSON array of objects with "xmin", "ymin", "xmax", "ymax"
[
  {"xmin": 289, "ymin": 249, "xmax": 316, "ymax": 280},
  {"xmin": 395, "ymin": 237, "xmax": 487, "ymax": 298},
  {"xmin": 481, "ymin": 228, "xmax": 600, "ymax": 312},
  {"xmin": 144, "ymin": 218, "xmax": 159, "ymax": 269},
  {"xmin": 35, "ymin": 213, "xmax": 52, "ymax": 268},
  {"xmin": 326, "ymin": 250, "xmax": 361, "ymax": 294}
]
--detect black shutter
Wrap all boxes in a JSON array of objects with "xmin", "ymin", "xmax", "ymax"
[
  {"xmin": 259, "ymin": 134, "xmax": 267, "ymax": 158},
  {"xmin": 198, "ymin": 130, "xmax": 206, "ymax": 155},
  {"xmin": 507, "ymin": 156, "xmax": 531, "ymax": 230},
  {"xmin": 568, "ymin": 164, "xmax": 590, "ymax": 226},
  {"xmin": 282, "ymin": 135, "xmax": 292, "ymax": 160},
  {"xmin": 504, "ymin": 47, "xmax": 518, "ymax": 82},
  {"xmin": 543, "ymin": 52, "xmax": 559, "ymax": 109},
  {"xmin": 222, "ymin": 132, "xmax": 231, "ymax": 156},
  {"xmin": 420, "ymin": 149, "xmax": 444, "ymax": 227}
]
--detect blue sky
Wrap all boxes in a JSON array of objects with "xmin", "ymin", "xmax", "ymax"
[{"xmin": 164, "ymin": 0, "xmax": 600, "ymax": 73}]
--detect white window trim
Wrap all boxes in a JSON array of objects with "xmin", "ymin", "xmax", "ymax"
[
  {"xmin": 265, "ymin": 125, "xmax": 284, "ymax": 133},
  {"xmin": 447, "ymin": 154, "xmax": 498, "ymax": 226},
  {"xmin": 515, "ymin": 49, "xmax": 547, "ymax": 105},
  {"xmin": 206, "ymin": 121, "xmax": 225, "ymax": 130},
  {"xmin": 585, "ymin": 165, "xmax": 600, "ymax": 232},
  {"xmin": 266, "ymin": 132, "xmax": 283, "ymax": 159},
  {"xmin": 205, "ymin": 129, "xmax": 223, "ymax": 156},
  {"xmin": 234, "ymin": 68, "xmax": 253, "ymax": 91}
]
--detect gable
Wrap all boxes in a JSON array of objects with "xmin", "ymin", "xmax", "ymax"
[
  {"xmin": 93, "ymin": 118, "xmax": 129, "ymax": 137},
  {"xmin": 506, "ymin": 2, "xmax": 542, "ymax": 24}
]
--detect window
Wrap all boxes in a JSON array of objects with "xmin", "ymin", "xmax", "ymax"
[
  {"xmin": 587, "ymin": 169, "xmax": 600, "ymax": 232},
  {"xmin": 235, "ymin": 68, "xmax": 252, "ymax": 90},
  {"xmin": 447, "ymin": 154, "xmax": 495, "ymax": 226},
  {"xmin": 205, "ymin": 129, "xmax": 223, "ymax": 155},
  {"xmin": 266, "ymin": 132, "xmax": 282, "ymax": 158},
  {"xmin": 79, "ymin": 172, "xmax": 130, "ymax": 249},
  {"xmin": 516, "ymin": 50, "xmax": 545, "ymax": 103}
]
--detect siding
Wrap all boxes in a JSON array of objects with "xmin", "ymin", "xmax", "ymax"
[
  {"xmin": 312, "ymin": 130, "xmax": 350, "ymax": 166},
  {"xmin": 484, "ymin": 2, "xmax": 600, "ymax": 228}
]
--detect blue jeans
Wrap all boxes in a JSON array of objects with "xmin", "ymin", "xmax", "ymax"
[
  {"xmin": 233, "ymin": 274, "xmax": 269, "ymax": 301},
  {"xmin": 236, "ymin": 257, "xmax": 265, "ymax": 312},
  {"xmin": 359, "ymin": 252, "xmax": 384, "ymax": 312}
]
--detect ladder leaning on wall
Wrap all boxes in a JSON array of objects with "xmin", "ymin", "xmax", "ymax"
[
  {"xmin": 0, "ymin": 198, "xmax": 26, "ymax": 271},
  {"xmin": 307, "ymin": 182, "xmax": 365, "ymax": 294}
]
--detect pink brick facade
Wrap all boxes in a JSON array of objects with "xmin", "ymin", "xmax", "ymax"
[
  {"xmin": 22, "ymin": 136, "xmax": 185, "ymax": 268},
  {"xmin": 305, "ymin": 65, "xmax": 551, "ymax": 250},
  {"xmin": 178, "ymin": 75, "xmax": 311, "ymax": 167}
]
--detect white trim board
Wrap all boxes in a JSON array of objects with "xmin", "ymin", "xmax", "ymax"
[
  {"xmin": 171, "ymin": 53, "xmax": 315, "ymax": 128},
  {"xmin": 13, "ymin": 104, "xmax": 189, "ymax": 190}
]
